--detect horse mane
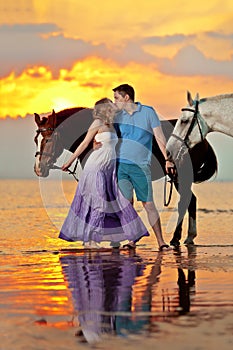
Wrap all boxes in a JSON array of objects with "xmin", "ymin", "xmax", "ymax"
[
  {"xmin": 54, "ymin": 107, "xmax": 89, "ymax": 127},
  {"xmin": 201, "ymin": 93, "xmax": 233, "ymax": 103}
]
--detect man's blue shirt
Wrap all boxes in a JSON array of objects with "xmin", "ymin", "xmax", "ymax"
[{"xmin": 114, "ymin": 102, "xmax": 160, "ymax": 165}]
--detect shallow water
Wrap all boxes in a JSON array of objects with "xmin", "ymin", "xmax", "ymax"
[{"xmin": 0, "ymin": 179, "xmax": 232, "ymax": 349}]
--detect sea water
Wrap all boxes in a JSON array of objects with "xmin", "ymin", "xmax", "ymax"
[{"xmin": 0, "ymin": 179, "xmax": 232, "ymax": 349}]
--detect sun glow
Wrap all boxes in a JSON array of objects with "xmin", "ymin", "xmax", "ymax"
[
  {"xmin": 1, "ymin": 1, "xmax": 233, "ymax": 119},
  {"xmin": 1, "ymin": 55, "xmax": 233, "ymax": 119},
  {"xmin": 51, "ymin": 98, "xmax": 75, "ymax": 113}
]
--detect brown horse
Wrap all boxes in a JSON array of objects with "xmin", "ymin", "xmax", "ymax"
[{"xmin": 34, "ymin": 107, "xmax": 217, "ymax": 247}]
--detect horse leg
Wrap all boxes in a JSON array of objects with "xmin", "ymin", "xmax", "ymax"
[
  {"xmin": 170, "ymin": 180, "xmax": 194, "ymax": 247},
  {"xmin": 170, "ymin": 220, "xmax": 183, "ymax": 247},
  {"xmin": 177, "ymin": 268, "xmax": 190, "ymax": 314},
  {"xmin": 170, "ymin": 181, "xmax": 185, "ymax": 247},
  {"xmin": 184, "ymin": 193, "xmax": 197, "ymax": 245}
]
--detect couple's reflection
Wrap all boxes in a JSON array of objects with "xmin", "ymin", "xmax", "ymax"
[
  {"xmin": 60, "ymin": 250, "xmax": 162, "ymax": 343},
  {"xmin": 60, "ymin": 247, "xmax": 196, "ymax": 344}
]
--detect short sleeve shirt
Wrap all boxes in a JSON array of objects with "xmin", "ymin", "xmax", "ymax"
[{"xmin": 114, "ymin": 102, "xmax": 160, "ymax": 165}]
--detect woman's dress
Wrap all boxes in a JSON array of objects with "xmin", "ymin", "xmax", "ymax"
[{"xmin": 59, "ymin": 131, "xmax": 149, "ymax": 243}]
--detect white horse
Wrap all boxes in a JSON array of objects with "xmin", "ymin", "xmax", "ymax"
[{"xmin": 166, "ymin": 91, "xmax": 233, "ymax": 165}]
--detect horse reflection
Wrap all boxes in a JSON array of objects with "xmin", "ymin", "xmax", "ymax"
[
  {"xmin": 59, "ymin": 251, "xmax": 162, "ymax": 343},
  {"xmin": 174, "ymin": 246, "xmax": 196, "ymax": 315}
]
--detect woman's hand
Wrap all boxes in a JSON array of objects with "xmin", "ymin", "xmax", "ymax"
[{"xmin": 62, "ymin": 162, "xmax": 72, "ymax": 171}]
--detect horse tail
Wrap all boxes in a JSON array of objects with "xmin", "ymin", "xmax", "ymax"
[{"xmin": 194, "ymin": 142, "xmax": 218, "ymax": 183}]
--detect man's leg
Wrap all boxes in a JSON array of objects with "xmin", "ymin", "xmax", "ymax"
[
  {"xmin": 117, "ymin": 163, "xmax": 134, "ymax": 202},
  {"xmin": 142, "ymin": 201, "xmax": 168, "ymax": 249}
]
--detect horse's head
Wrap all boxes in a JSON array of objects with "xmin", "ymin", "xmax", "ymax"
[
  {"xmin": 166, "ymin": 91, "xmax": 209, "ymax": 165},
  {"xmin": 34, "ymin": 110, "xmax": 64, "ymax": 177}
]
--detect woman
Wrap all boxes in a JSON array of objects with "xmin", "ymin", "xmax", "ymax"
[{"xmin": 59, "ymin": 98, "xmax": 149, "ymax": 248}]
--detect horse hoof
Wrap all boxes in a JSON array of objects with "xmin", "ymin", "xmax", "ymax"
[
  {"xmin": 170, "ymin": 239, "xmax": 180, "ymax": 247},
  {"xmin": 184, "ymin": 238, "xmax": 194, "ymax": 245},
  {"xmin": 184, "ymin": 234, "xmax": 197, "ymax": 245}
]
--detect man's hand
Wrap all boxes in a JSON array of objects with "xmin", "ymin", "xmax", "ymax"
[
  {"xmin": 165, "ymin": 160, "xmax": 175, "ymax": 176},
  {"xmin": 93, "ymin": 139, "xmax": 102, "ymax": 150}
]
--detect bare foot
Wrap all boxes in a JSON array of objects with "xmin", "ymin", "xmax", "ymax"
[
  {"xmin": 84, "ymin": 241, "xmax": 100, "ymax": 249},
  {"xmin": 159, "ymin": 244, "xmax": 173, "ymax": 252},
  {"xmin": 123, "ymin": 241, "xmax": 136, "ymax": 250}
]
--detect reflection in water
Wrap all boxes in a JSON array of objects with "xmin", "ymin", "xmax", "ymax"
[
  {"xmin": 60, "ymin": 251, "xmax": 157, "ymax": 343},
  {"xmin": 174, "ymin": 246, "xmax": 196, "ymax": 314},
  {"xmin": 60, "ymin": 248, "xmax": 197, "ymax": 344}
]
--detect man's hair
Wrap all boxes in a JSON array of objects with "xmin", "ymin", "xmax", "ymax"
[{"xmin": 112, "ymin": 84, "xmax": 135, "ymax": 102}]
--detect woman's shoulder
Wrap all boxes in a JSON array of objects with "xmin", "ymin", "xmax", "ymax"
[
  {"xmin": 89, "ymin": 118, "xmax": 104, "ymax": 130},
  {"xmin": 98, "ymin": 124, "xmax": 115, "ymax": 133}
]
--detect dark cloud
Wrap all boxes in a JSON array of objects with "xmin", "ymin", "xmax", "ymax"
[
  {"xmin": 0, "ymin": 23, "xmax": 60, "ymax": 34},
  {"xmin": 0, "ymin": 23, "xmax": 108, "ymax": 77},
  {"xmin": 114, "ymin": 41, "xmax": 155, "ymax": 64},
  {"xmin": 205, "ymin": 31, "xmax": 233, "ymax": 40},
  {"xmin": 157, "ymin": 45, "xmax": 233, "ymax": 77},
  {"xmin": 0, "ymin": 23, "xmax": 155, "ymax": 77},
  {"xmin": 142, "ymin": 33, "xmax": 195, "ymax": 45},
  {"xmin": 1, "ymin": 24, "xmax": 233, "ymax": 79}
]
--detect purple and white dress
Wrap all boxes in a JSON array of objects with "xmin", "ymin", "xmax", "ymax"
[{"xmin": 59, "ymin": 131, "xmax": 149, "ymax": 243}]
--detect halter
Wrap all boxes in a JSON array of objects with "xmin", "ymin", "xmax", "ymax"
[
  {"xmin": 34, "ymin": 127, "xmax": 59, "ymax": 160},
  {"xmin": 34, "ymin": 125, "xmax": 79, "ymax": 181},
  {"xmin": 170, "ymin": 101, "xmax": 204, "ymax": 149}
]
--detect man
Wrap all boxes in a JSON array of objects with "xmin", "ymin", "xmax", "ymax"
[{"xmin": 113, "ymin": 84, "xmax": 174, "ymax": 251}]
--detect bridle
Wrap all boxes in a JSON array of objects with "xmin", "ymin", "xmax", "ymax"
[
  {"xmin": 34, "ymin": 126, "xmax": 79, "ymax": 181},
  {"xmin": 34, "ymin": 127, "xmax": 60, "ymax": 161},
  {"xmin": 163, "ymin": 101, "xmax": 204, "ymax": 206},
  {"xmin": 170, "ymin": 101, "xmax": 204, "ymax": 149}
]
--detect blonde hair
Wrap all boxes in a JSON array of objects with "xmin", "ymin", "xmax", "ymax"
[{"xmin": 93, "ymin": 98, "xmax": 115, "ymax": 125}]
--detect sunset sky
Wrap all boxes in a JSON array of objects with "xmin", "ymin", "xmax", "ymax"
[
  {"xmin": 0, "ymin": 0, "xmax": 232, "ymax": 180},
  {"xmin": 1, "ymin": 0, "xmax": 233, "ymax": 119}
]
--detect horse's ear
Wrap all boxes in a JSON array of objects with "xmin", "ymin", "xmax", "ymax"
[
  {"xmin": 50, "ymin": 109, "xmax": 57, "ymax": 129},
  {"xmin": 187, "ymin": 91, "xmax": 193, "ymax": 106},
  {"xmin": 34, "ymin": 113, "xmax": 41, "ymax": 125}
]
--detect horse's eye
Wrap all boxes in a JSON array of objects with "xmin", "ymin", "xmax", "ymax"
[{"xmin": 181, "ymin": 119, "xmax": 189, "ymax": 124}]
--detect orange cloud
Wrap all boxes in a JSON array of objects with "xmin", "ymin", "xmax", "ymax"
[{"xmin": 1, "ymin": 56, "xmax": 233, "ymax": 119}]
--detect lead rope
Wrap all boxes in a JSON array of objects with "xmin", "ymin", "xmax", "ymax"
[
  {"xmin": 164, "ymin": 174, "xmax": 173, "ymax": 207},
  {"xmin": 68, "ymin": 158, "xmax": 80, "ymax": 182},
  {"xmin": 52, "ymin": 158, "xmax": 80, "ymax": 182}
]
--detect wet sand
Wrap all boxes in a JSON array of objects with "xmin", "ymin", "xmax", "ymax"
[
  {"xmin": 1, "ymin": 312, "xmax": 232, "ymax": 350},
  {"xmin": 0, "ymin": 245, "xmax": 232, "ymax": 350},
  {"xmin": 0, "ymin": 180, "xmax": 232, "ymax": 349}
]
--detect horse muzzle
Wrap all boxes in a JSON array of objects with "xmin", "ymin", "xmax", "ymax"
[{"xmin": 34, "ymin": 162, "xmax": 50, "ymax": 177}]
